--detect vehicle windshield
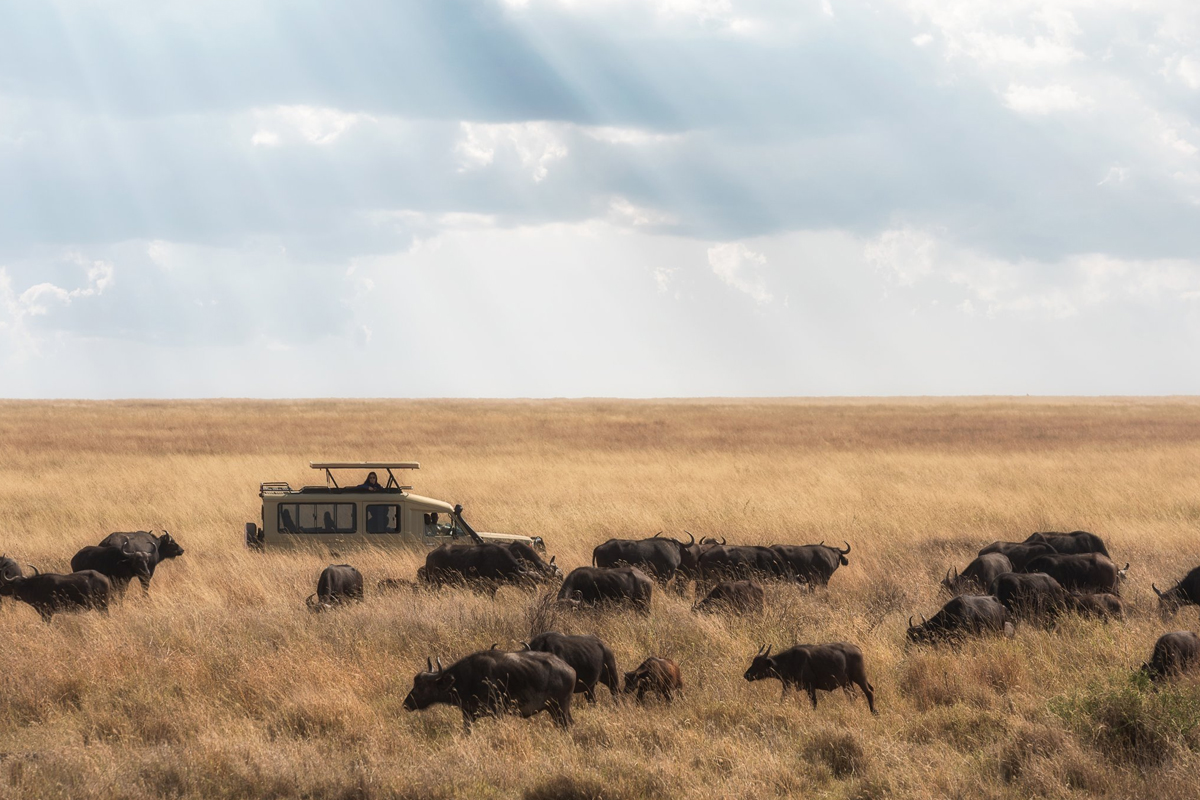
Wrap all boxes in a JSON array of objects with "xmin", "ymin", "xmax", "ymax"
[{"xmin": 423, "ymin": 511, "xmax": 464, "ymax": 539}]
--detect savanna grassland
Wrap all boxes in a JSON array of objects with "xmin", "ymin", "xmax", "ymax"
[{"xmin": 1, "ymin": 398, "xmax": 1200, "ymax": 800}]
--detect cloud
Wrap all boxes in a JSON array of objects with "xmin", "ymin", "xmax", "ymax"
[
  {"xmin": 250, "ymin": 105, "xmax": 372, "ymax": 146},
  {"xmin": 1003, "ymin": 83, "xmax": 1090, "ymax": 114},
  {"xmin": 707, "ymin": 242, "xmax": 772, "ymax": 303},
  {"xmin": 456, "ymin": 121, "xmax": 569, "ymax": 181}
]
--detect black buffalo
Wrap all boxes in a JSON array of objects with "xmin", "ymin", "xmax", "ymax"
[
  {"xmin": 306, "ymin": 564, "xmax": 364, "ymax": 611},
  {"xmin": 693, "ymin": 580, "xmax": 765, "ymax": 614},
  {"xmin": 978, "ymin": 541, "xmax": 1057, "ymax": 571},
  {"xmin": 770, "ymin": 541, "xmax": 851, "ymax": 588},
  {"xmin": 70, "ymin": 544, "xmax": 153, "ymax": 595},
  {"xmin": 1153, "ymin": 566, "xmax": 1200, "ymax": 618},
  {"xmin": 557, "ymin": 566, "xmax": 654, "ymax": 614},
  {"xmin": 0, "ymin": 556, "xmax": 21, "ymax": 600},
  {"xmin": 97, "ymin": 530, "xmax": 185, "ymax": 592},
  {"xmin": 907, "ymin": 595, "xmax": 1013, "ymax": 644},
  {"xmin": 0, "ymin": 566, "xmax": 112, "ymax": 622},
  {"xmin": 506, "ymin": 542, "xmax": 562, "ymax": 580},
  {"xmin": 1066, "ymin": 592, "xmax": 1127, "ymax": 621},
  {"xmin": 1024, "ymin": 530, "xmax": 1110, "ymax": 558},
  {"xmin": 989, "ymin": 572, "xmax": 1072, "ymax": 619},
  {"xmin": 524, "ymin": 632, "xmax": 619, "ymax": 703},
  {"xmin": 942, "ymin": 553, "xmax": 1013, "ymax": 595},
  {"xmin": 697, "ymin": 544, "xmax": 791, "ymax": 587},
  {"xmin": 403, "ymin": 649, "xmax": 576, "ymax": 731},
  {"xmin": 592, "ymin": 532, "xmax": 700, "ymax": 592},
  {"xmin": 1141, "ymin": 631, "xmax": 1200, "ymax": 682},
  {"xmin": 1023, "ymin": 553, "xmax": 1127, "ymax": 596},
  {"xmin": 623, "ymin": 656, "xmax": 682, "ymax": 703},
  {"xmin": 744, "ymin": 643, "xmax": 876, "ymax": 714},
  {"xmin": 418, "ymin": 544, "xmax": 541, "ymax": 594}
]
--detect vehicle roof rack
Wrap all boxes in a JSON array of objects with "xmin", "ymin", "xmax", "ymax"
[{"xmin": 309, "ymin": 461, "xmax": 420, "ymax": 490}]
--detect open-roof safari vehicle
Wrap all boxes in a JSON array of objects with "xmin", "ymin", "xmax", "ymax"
[{"xmin": 245, "ymin": 462, "xmax": 543, "ymax": 552}]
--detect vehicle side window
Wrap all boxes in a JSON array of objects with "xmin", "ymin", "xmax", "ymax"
[
  {"xmin": 366, "ymin": 504, "xmax": 400, "ymax": 534},
  {"xmin": 278, "ymin": 503, "xmax": 356, "ymax": 534}
]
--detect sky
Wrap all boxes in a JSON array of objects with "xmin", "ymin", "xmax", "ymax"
[{"xmin": 2, "ymin": 0, "xmax": 1200, "ymax": 397}]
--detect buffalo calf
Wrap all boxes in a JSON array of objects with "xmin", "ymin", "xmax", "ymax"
[
  {"xmin": 306, "ymin": 564, "xmax": 364, "ymax": 612},
  {"xmin": 1141, "ymin": 631, "xmax": 1200, "ymax": 682},
  {"xmin": 693, "ymin": 580, "xmax": 765, "ymax": 614},
  {"xmin": 623, "ymin": 657, "xmax": 682, "ymax": 703}
]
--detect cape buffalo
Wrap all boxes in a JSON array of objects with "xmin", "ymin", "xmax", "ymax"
[
  {"xmin": 70, "ymin": 544, "xmax": 153, "ymax": 595},
  {"xmin": 418, "ymin": 544, "xmax": 540, "ymax": 594},
  {"xmin": 592, "ymin": 532, "xmax": 699, "ymax": 591},
  {"xmin": 990, "ymin": 572, "xmax": 1071, "ymax": 620},
  {"xmin": 907, "ymin": 595, "xmax": 1013, "ymax": 644},
  {"xmin": 0, "ymin": 566, "xmax": 112, "ymax": 622},
  {"xmin": 97, "ymin": 530, "xmax": 185, "ymax": 592},
  {"xmin": 978, "ymin": 541, "xmax": 1057, "ymax": 571},
  {"xmin": 743, "ymin": 643, "xmax": 876, "ymax": 714},
  {"xmin": 770, "ymin": 541, "xmax": 851, "ymax": 588},
  {"xmin": 1067, "ymin": 592, "xmax": 1126, "ymax": 621},
  {"xmin": 623, "ymin": 656, "xmax": 682, "ymax": 703},
  {"xmin": 306, "ymin": 564, "xmax": 364, "ymax": 612},
  {"xmin": 697, "ymin": 545, "xmax": 791, "ymax": 587},
  {"xmin": 1023, "ymin": 553, "xmax": 1127, "ymax": 596},
  {"xmin": 693, "ymin": 580, "xmax": 765, "ymax": 614},
  {"xmin": 0, "ymin": 556, "xmax": 21, "ymax": 601},
  {"xmin": 506, "ymin": 542, "xmax": 562, "ymax": 580},
  {"xmin": 1141, "ymin": 631, "xmax": 1200, "ymax": 682},
  {"xmin": 403, "ymin": 649, "xmax": 576, "ymax": 731},
  {"xmin": 1153, "ymin": 566, "xmax": 1200, "ymax": 618},
  {"xmin": 1024, "ymin": 530, "xmax": 1110, "ymax": 558},
  {"xmin": 557, "ymin": 566, "xmax": 653, "ymax": 614},
  {"xmin": 942, "ymin": 553, "xmax": 1013, "ymax": 596},
  {"xmin": 523, "ymin": 632, "xmax": 619, "ymax": 703}
]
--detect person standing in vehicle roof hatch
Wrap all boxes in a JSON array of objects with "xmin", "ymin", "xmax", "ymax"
[{"xmin": 357, "ymin": 471, "xmax": 383, "ymax": 491}]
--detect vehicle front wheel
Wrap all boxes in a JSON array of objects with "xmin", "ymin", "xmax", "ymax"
[{"xmin": 245, "ymin": 522, "xmax": 263, "ymax": 550}]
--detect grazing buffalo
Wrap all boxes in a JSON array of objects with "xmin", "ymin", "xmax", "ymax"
[
  {"xmin": 907, "ymin": 595, "xmax": 1013, "ymax": 644},
  {"xmin": 1023, "ymin": 553, "xmax": 1127, "ymax": 596},
  {"xmin": 592, "ymin": 532, "xmax": 700, "ymax": 591},
  {"xmin": 1153, "ymin": 566, "xmax": 1200, "ymax": 618},
  {"xmin": 942, "ymin": 553, "xmax": 1013, "ymax": 596},
  {"xmin": 990, "ymin": 572, "xmax": 1071, "ymax": 619},
  {"xmin": 403, "ymin": 649, "xmax": 576, "ymax": 731},
  {"xmin": 697, "ymin": 545, "xmax": 791, "ymax": 587},
  {"xmin": 506, "ymin": 542, "xmax": 562, "ymax": 580},
  {"xmin": 1141, "ymin": 631, "xmax": 1200, "ymax": 682},
  {"xmin": 306, "ymin": 564, "xmax": 364, "ymax": 612},
  {"xmin": 693, "ymin": 580, "xmax": 765, "ymax": 614},
  {"xmin": 70, "ymin": 544, "xmax": 153, "ymax": 595},
  {"xmin": 97, "ymin": 530, "xmax": 185, "ymax": 592},
  {"xmin": 1024, "ymin": 530, "xmax": 1110, "ymax": 558},
  {"xmin": 0, "ymin": 566, "xmax": 111, "ymax": 622},
  {"xmin": 978, "ymin": 541, "xmax": 1057, "ymax": 571},
  {"xmin": 743, "ymin": 643, "xmax": 876, "ymax": 714},
  {"xmin": 1066, "ymin": 592, "xmax": 1126, "ymax": 621},
  {"xmin": 418, "ymin": 544, "xmax": 541, "ymax": 594},
  {"xmin": 770, "ymin": 542, "xmax": 851, "ymax": 588},
  {"xmin": 557, "ymin": 566, "xmax": 654, "ymax": 614},
  {"xmin": 523, "ymin": 632, "xmax": 619, "ymax": 703},
  {"xmin": 623, "ymin": 657, "xmax": 682, "ymax": 703}
]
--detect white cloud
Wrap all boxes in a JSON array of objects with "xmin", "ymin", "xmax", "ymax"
[
  {"xmin": 912, "ymin": 33, "xmax": 933, "ymax": 47},
  {"xmin": 1162, "ymin": 127, "xmax": 1198, "ymax": 156},
  {"xmin": 250, "ymin": 105, "xmax": 371, "ymax": 146},
  {"xmin": 1177, "ymin": 55, "xmax": 1200, "ymax": 89},
  {"xmin": 1004, "ymin": 83, "xmax": 1090, "ymax": 114},
  {"xmin": 865, "ymin": 227, "xmax": 937, "ymax": 286},
  {"xmin": 456, "ymin": 121, "xmax": 569, "ymax": 181},
  {"xmin": 581, "ymin": 125, "xmax": 683, "ymax": 145},
  {"xmin": 707, "ymin": 242, "xmax": 772, "ymax": 303},
  {"xmin": 608, "ymin": 197, "xmax": 677, "ymax": 227},
  {"xmin": 1098, "ymin": 164, "xmax": 1129, "ymax": 186}
]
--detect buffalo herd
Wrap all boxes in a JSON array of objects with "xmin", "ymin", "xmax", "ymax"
[{"xmin": 2, "ymin": 525, "xmax": 1197, "ymax": 733}]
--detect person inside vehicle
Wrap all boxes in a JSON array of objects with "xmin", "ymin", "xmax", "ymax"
[{"xmin": 356, "ymin": 471, "xmax": 383, "ymax": 492}]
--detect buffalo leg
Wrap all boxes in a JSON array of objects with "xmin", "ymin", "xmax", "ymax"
[
  {"xmin": 808, "ymin": 688, "xmax": 818, "ymax": 709},
  {"xmin": 584, "ymin": 684, "xmax": 597, "ymax": 704}
]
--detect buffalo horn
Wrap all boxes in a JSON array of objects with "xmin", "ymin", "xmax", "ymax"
[
  {"xmin": 920, "ymin": 614, "xmax": 928, "ymax": 625},
  {"xmin": 908, "ymin": 615, "xmax": 915, "ymax": 628},
  {"xmin": 305, "ymin": 593, "xmax": 318, "ymax": 608},
  {"xmin": 684, "ymin": 530, "xmax": 695, "ymax": 546},
  {"xmin": 1152, "ymin": 583, "xmax": 1164, "ymax": 597},
  {"xmin": 436, "ymin": 657, "xmax": 444, "ymax": 672},
  {"xmin": 27, "ymin": 564, "xmax": 38, "ymax": 577},
  {"xmin": 838, "ymin": 541, "xmax": 851, "ymax": 555},
  {"xmin": 719, "ymin": 537, "xmax": 726, "ymax": 545},
  {"xmin": 763, "ymin": 644, "xmax": 771, "ymax": 657},
  {"xmin": 426, "ymin": 657, "xmax": 433, "ymax": 672}
]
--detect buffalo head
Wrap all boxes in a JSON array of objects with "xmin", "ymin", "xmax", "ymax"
[
  {"xmin": 156, "ymin": 531, "xmax": 185, "ymax": 559},
  {"xmin": 743, "ymin": 644, "xmax": 779, "ymax": 682},
  {"xmin": 403, "ymin": 657, "xmax": 451, "ymax": 711}
]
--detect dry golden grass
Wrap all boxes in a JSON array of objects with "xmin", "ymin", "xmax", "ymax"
[{"xmin": 1, "ymin": 398, "xmax": 1199, "ymax": 800}]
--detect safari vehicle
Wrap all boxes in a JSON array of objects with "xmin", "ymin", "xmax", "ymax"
[{"xmin": 244, "ymin": 462, "xmax": 543, "ymax": 552}]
